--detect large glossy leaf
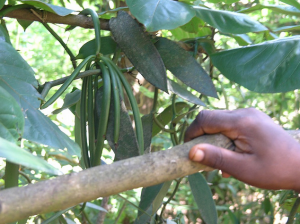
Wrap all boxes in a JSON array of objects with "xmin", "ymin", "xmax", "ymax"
[
  {"xmin": 135, "ymin": 181, "xmax": 172, "ymax": 223},
  {"xmin": 167, "ymin": 79, "xmax": 205, "ymax": 106},
  {"xmin": 188, "ymin": 173, "xmax": 217, "ymax": 224},
  {"xmin": 0, "ymin": 137, "xmax": 61, "ymax": 175},
  {"xmin": 152, "ymin": 102, "xmax": 189, "ymax": 136},
  {"xmin": 76, "ymin": 36, "xmax": 117, "ymax": 59},
  {"xmin": 280, "ymin": 0, "xmax": 300, "ymax": 10},
  {"xmin": 239, "ymin": 4, "xmax": 300, "ymax": 16},
  {"xmin": 96, "ymin": 88, "xmax": 139, "ymax": 161},
  {"xmin": 126, "ymin": 0, "xmax": 195, "ymax": 32},
  {"xmin": 0, "ymin": 86, "xmax": 24, "ymax": 143},
  {"xmin": 194, "ymin": 6, "xmax": 267, "ymax": 34},
  {"xmin": 0, "ymin": 42, "xmax": 81, "ymax": 157},
  {"xmin": 155, "ymin": 37, "xmax": 217, "ymax": 98},
  {"xmin": 211, "ymin": 36, "xmax": 300, "ymax": 93},
  {"xmin": 109, "ymin": 11, "xmax": 168, "ymax": 92},
  {"xmin": 21, "ymin": 0, "xmax": 74, "ymax": 16}
]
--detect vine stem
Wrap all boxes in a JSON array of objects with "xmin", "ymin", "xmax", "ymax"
[{"xmin": 42, "ymin": 22, "xmax": 77, "ymax": 69}]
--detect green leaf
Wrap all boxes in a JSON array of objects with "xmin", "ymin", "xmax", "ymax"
[
  {"xmin": 97, "ymin": 88, "xmax": 139, "ymax": 161},
  {"xmin": 152, "ymin": 102, "xmax": 189, "ymax": 137},
  {"xmin": 17, "ymin": 19, "xmax": 33, "ymax": 31},
  {"xmin": 211, "ymin": 36, "xmax": 300, "ymax": 93},
  {"xmin": 239, "ymin": 4, "xmax": 300, "ymax": 16},
  {"xmin": 280, "ymin": 0, "xmax": 300, "ymax": 10},
  {"xmin": 0, "ymin": 137, "xmax": 61, "ymax": 175},
  {"xmin": 21, "ymin": 0, "xmax": 75, "ymax": 16},
  {"xmin": 229, "ymin": 34, "xmax": 252, "ymax": 46},
  {"xmin": 274, "ymin": 25, "xmax": 300, "ymax": 32},
  {"xmin": 0, "ymin": 24, "xmax": 11, "ymax": 45},
  {"xmin": 154, "ymin": 37, "xmax": 217, "ymax": 98},
  {"xmin": 142, "ymin": 113, "xmax": 154, "ymax": 153},
  {"xmin": 52, "ymin": 89, "xmax": 81, "ymax": 114},
  {"xmin": 188, "ymin": 173, "xmax": 217, "ymax": 224},
  {"xmin": 194, "ymin": 6, "xmax": 267, "ymax": 34},
  {"xmin": 171, "ymin": 26, "xmax": 212, "ymax": 41},
  {"xmin": 135, "ymin": 181, "xmax": 172, "ymax": 223},
  {"xmin": 0, "ymin": 0, "xmax": 5, "ymax": 10},
  {"xmin": 76, "ymin": 36, "xmax": 117, "ymax": 59},
  {"xmin": 0, "ymin": 41, "xmax": 81, "ymax": 157},
  {"xmin": 167, "ymin": 79, "xmax": 205, "ymax": 106},
  {"xmin": 109, "ymin": 11, "xmax": 168, "ymax": 92},
  {"xmin": 0, "ymin": 86, "xmax": 24, "ymax": 143},
  {"xmin": 180, "ymin": 17, "xmax": 204, "ymax": 34},
  {"xmin": 197, "ymin": 38, "xmax": 216, "ymax": 55},
  {"xmin": 126, "ymin": 0, "xmax": 195, "ymax": 32}
]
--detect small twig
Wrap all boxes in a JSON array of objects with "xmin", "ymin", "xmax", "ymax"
[
  {"xmin": 97, "ymin": 197, "xmax": 109, "ymax": 224},
  {"xmin": 286, "ymin": 197, "xmax": 300, "ymax": 224},
  {"xmin": 159, "ymin": 178, "xmax": 182, "ymax": 220}
]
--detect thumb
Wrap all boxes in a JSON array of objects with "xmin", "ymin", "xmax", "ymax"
[{"xmin": 189, "ymin": 143, "xmax": 247, "ymax": 175}]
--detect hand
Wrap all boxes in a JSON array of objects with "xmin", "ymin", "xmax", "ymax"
[{"xmin": 184, "ymin": 108, "xmax": 300, "ymax": 191}]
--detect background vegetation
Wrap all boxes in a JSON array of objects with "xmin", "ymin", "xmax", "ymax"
[{"xmin": 1, "ymin": 0, "xmax": 300, "ymax": 223}]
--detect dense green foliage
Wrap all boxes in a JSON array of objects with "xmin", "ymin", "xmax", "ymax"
[{"xmin": 1, "ymin": 0, "xmax": 300, "ymax": 223}]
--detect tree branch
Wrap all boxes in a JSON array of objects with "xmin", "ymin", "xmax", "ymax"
[
  {"xmin": 0, "ymin": 131, "xmax": 299, "ymax": 223},
  {"xmin": 3, "ymin": 7, "xmax": 110, "ymax": 30}
]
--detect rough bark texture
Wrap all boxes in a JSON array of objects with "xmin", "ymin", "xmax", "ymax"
[{"xmin": 0, "ymin": 134, "xmax": 232, "ymax": 223}]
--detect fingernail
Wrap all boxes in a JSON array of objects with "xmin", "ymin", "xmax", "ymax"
[{"xmin": 191, "ymin": 149, "xmax": 204, "ymax": 162}]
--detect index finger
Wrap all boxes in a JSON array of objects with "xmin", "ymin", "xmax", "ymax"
[{"xmin": 184, "ymin": 109, "xmax": 240, "ymax": 142}]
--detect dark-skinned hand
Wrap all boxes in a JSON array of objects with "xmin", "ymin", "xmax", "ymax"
[{"xmin": 184, "ymin": 108, "xmax": 300, "ymax": 191}]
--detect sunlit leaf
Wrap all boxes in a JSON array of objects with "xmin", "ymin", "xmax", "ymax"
[
  {"xmin": 152, "ymin": 102, "xmax": 189, "ymax": 136},
  {"xmin": 110, "ymin": 11, "xmax": 168, "ymax": 92},
  {"xmin": 280, "ymin": 0, "xmax": 300, "ymax": 10},
  {"xmin": 21, "ymin": 0, "xmax": 74, "ymax": 16},
  {"xmin": 211, "ymin": 36, "xmax": 300, "ymax": 93},
  {"xmin": 0, "ymin": 41, "xmax": 81, "ymax": 157},
  {"xmin": 0, "ymin": 24, "xmax": 11, "ymax": 45},
  {"xmin": 239, "ymin": 4, "xmax": 300, "ymax": 16},
  {"xmin": 194, "ymin": 6, "xmax": 267, "ymax": 34},
  {"xmin": 188, "ymin": 173, "xmax": 217, "ymax": 224},
  {"xmin": 167, "ymin": 79, "xmax": 205, "ymax": 106},
  {"xmin": 0, "ymin": 86, "xmax": 24, "ymax": 143},
  {"xmin": 126, "ymin": 0, "xmax": 195, "ymax": 32},
  {"xmin": 274, "ymin": 25, "xmax": 300, "ymax": 32},
  {"xmin": 0, "ymin": 137, "xmax": 61, "ymax": 175},
  {"xmin": 135, "ymin": 181, "xmax": 172, "ymax": 223},
  {"xmin": 171, "ymin": 26, "xmax": 212, "ymax": 41},
  {"xmin": 76, "ymin": 36, "xmax": 117, "ymax": 59},
  {"xmin": 155, "ymin": 37, "xmax": 217, "ymax": 97}
]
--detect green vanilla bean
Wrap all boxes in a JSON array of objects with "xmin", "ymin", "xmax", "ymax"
[
  {"xmin": 41, "ymin": 55, "xmax": 95, "ymax": 109},
  {"xmin": 93, "ymin": 62, "xmax": 111, "ymax": 166},
  {"xmin": 103, "ymin": 58, "xmax": 144, "ymax": 155},
  {"xmin": 101, "ymin": 57, "xmax": 121, "ymax": 144},
  {"xmin": 79, "ymin": 8, "xmax": 101, "ymax": 55}
]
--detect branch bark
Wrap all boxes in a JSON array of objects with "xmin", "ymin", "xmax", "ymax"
[
  {"xmin": 0, "ymin": 134, "xmax": 232, "ymax": 223},
  {"xmin": 0, "ymin": 131, "xmax": 300, "ymax": 223},
  {"xmin": 3, "ymin": 8, "xmax": 110, "ymax": 30}
]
